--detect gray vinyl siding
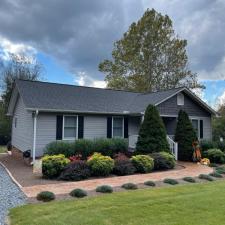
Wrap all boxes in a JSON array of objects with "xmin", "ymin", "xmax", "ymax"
[
  {"xmin": 190, "ymin": 116, "xmax": 212, "ymax": 140},
  {"xmin": 157, "ymin": 92, "xmax": 211, "ymax": 117},
  {"xmin": 11, "ymin": 96, "xmax": 33, "ymax": 152},
  {"xmin": 83, "ymin": 115, "xmax": 107, "ymax": 139},
  {"xmin": 35, "ymin": 113, "xmax": 56, "ymax": 156},
  {"xmin": 128, "ymin": 116, "xmax": 141, "ymax": 136}
]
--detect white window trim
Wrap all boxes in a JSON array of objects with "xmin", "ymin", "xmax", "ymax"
[
  {"xmin": 62, "ymin": 115, "xmax": 78, "ymax": 140},
  {"xmin": 112, "ymin": 116, "xmax": 124, "ymax": 138}
]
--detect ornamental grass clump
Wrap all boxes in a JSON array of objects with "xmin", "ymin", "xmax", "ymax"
[
  {"xmin": 87, "ymin": 153, "xmax": 114, "ymax": 176},
  {"xmin": 36, "ymin": 191, "xmax": 55, "ymax": 202},
  {"xmin": 96, "ymin": 185, "xmax": 113, "ymax": 193},
  {"xmin": 131, "ymin": 155, "xmax": 154, "ymax": 173},
  {"xmin": 198, "ymin": 174, "xmax": 214, "ymax": 181},
  {"xmin": 183, "ymin": 177, "xmax": 196, "ymax": 183},
  {"xmin": 121, "ymin": 183, "xmax": 138, "ymax": 190},
  {"xmin": 70, "ymin": 189, "xmax": 87, "ymax": 198},
  {"xmin": 209, "ymin": 172, "xmax": 223, "ymax": 178},
  {"xmin": 163, "ymin": 178, "xmax": 179, "ymax": 185},
  {"xmin": 144, "ymin": 181, "xmax": 156, "ymax": 186}
]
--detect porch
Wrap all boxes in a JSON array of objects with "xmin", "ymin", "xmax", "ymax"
[{"xmin": 128, "ymin": 115, "xmax": 178, "ymax": 159}]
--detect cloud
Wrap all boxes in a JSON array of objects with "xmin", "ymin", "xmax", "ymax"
[
  {"xmin": 0, "ymin": 0, "xmax": 225, "ymax": 85},
  {"xmin": 0, "ymin": 36, "xmax": 36, "ymax": 60},
  {"xmin": 74, "ymin": 71, "xmax": 106, "ymax": 88},
  {"xmin": 216, "ymin": 90, "xmax": 225, "ymax": 107}
]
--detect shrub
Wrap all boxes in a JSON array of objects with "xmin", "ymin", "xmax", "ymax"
[
  {"xmin": 44, "ymin": 138, "xmax": 128, "ymax": 159},
  {"xmin": 209, "ymin": 163, "xmax": 218, "ymax": 168},
  {"xmin": 96, "ymin": 185, "xmax": 113, "ymax": 193},
  {"xmin": 36, "ymin": 191, "xmax": 55, "ymax": 202},
  {"xmin": 70, "ymin": 189, "xmax": 87, "ymax": 198},
  {"xmin": 42, "ymin": 154, "xmax": 70, "ymax": 179},
  {"xmin": 131, "ymin": 155, "xmax": 154, "ymax": 173},
  {"xmin": 163, "ymin": 178, "xmax": 179, "ymax": 185},
  {"xmin": 136, "ymin": 104, "xmax": 169, "ymax": 154},
  {"xmin": 44, "ymin": 141, "xmax": 74, "ymax": 157},
  {"xmin": 58, "ymin": 160, "xmax": 91, "ymax": 181},
  {"xmin": 87, "ymin": 153, "xmax": 114, "ymax": 176},
  {"xmin": 215, "ymin": 166, "xmax": 225, "ymax": 174},
  {"xmin": 113, "ymin": 158, "xmax": 136, "ymax": 176},
  {"xmin": 198, "ymin": 174, "xmax": 214, "ymax": 181},
  {"xmin": 151, "ymin": 152, "xmax": 175, "ymax": 170},
  {"xmin": 94, "ymin": 138, "xmax": 128, "ymax": 157},
  {"xmin": 175, "ymin": 110, "xmax": 198, "ymax": 161},
  {"xmin": 144, "ymin": 181, "xmax": 156, "ymax": 186},
  {"xmin": 121, "ymin": 183, "xmax": 138, "ymax": 190},
  {"xmin": 200, "ymin": 140, "xmax": 215, "ymax": 152},
  {"xmin": 204, "ymin": 149, "xmax": 225, "ymax": 164},
  {"xmin": 183, "ymin": 177, "xmax": 196, "ymax": 183},
  {"xmin": 209, "ymin": 172, "xmax": 223, "ymax": 178}
]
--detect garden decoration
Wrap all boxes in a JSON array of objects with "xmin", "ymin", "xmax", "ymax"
[
  {"xmin": 192, "ymin": 141, "xmax": 201, "ymax": 162},
  {"xmin": 200, "ymin": 158, "xmax": 210, "ymax": 166}
]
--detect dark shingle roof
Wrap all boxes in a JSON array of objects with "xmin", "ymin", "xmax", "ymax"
[{"xmin": 15, "ymin": 80, "xmax": 184, "ymax": 114}]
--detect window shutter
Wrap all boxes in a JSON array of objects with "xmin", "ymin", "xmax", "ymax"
[
  {"xmin": 78, "ymin": 116, "xmax": 84, "ymax": 139},
  {"xmin": 107, "ymin": 117, "xmax": 112, "ymax": 138},
  {"xmin": 124, "ymin": 116, "xmax": 129, "ymax": 138},
  {"xmin": 56, "ymin": 115, "xmax": 63, "ymax": 140},
  {"xmin": 200, "ymin": 120, "xmax": 203, "ymax": 139}
]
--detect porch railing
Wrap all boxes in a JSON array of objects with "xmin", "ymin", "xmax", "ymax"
[{"xmin": 167, "ymin": 135, "xmax": 178, "ymax": 160}]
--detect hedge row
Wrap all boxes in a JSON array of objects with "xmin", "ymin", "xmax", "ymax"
[{"xmin": 44, "ymin": 138, "xmax": 128, "ymax": 159}]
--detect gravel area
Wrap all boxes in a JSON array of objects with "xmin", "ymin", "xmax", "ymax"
[{"xmin": 0, "ymin": 164, "xmax": 27, "ymax": 225}]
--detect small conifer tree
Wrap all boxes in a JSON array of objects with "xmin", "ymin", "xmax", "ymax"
[
  {"xmin": 175, "ymin": 110, "xmax": 198, "ymax": 161},
  {"xmin": 136, "ymin": 104, "xmax": 169, "ymax": 153}
]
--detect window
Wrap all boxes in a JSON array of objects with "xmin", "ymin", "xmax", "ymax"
[
  {"xmin": 112, "ymin": 117, "xmax": 124, "ymax": 138},
  {"xmin": 191, "ymin": 119, "xmax": 203, "ymax": 139},
  {"xmin": 63, "ymin": 115, "xmax": 78, "ymax": 140},
  {"xmin": 177, "ymin": 93, "xmax": 184, "ymax": 105}
]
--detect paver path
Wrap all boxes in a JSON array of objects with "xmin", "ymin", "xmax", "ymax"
[
  {"xmin": 0, "ymin": 163, "xmax": 26, "ymax": 225},
  {"xmin": 22, "ymin": 162, "xmax": 213, "ymax": 198}
]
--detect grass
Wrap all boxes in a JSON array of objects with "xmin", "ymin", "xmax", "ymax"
[
  {"xmin": 0, "ymin": 145, "xmax": 7, "ymax": 153},
  {"xmin": 10, "ymin": 180, "xmax": 225, "ymax": 225}
]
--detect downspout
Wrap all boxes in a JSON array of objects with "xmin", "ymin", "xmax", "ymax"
[
  {"xmin": 141, "ymin": 112, "xmax": 145, "ymax": 123},
  {"xmin": 32, "ymin": 109, "xmax": 38, "ymax": 163}
]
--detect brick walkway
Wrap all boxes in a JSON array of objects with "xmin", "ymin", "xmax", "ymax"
[{"xmin": 22, "ymin": 162, "xmax": 213, "ymax": 198}]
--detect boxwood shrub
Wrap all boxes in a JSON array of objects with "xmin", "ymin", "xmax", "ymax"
[
  {"xmin": 144, "ymin": 181, "xmax": 156, "ymax": 186},
  {"xmin": 70, "ymin": 189, "xmax": 87, "ymax": 198},
  {"xmin": 121, "ymin": 183, "xmax": 138, "ymax": 190},
  {"xmin": 96, "ymin": 185, "xmax": 113, "ymax": 193},
  {"xmin": 44, "ymin": 138, "xmax": 128, "ymax": 159},
  {"xmin": 87, "ymin": 153, "xmax": 114, "ymax": 176},
  {"xmin": 163, "ymin": 178, "xmax": 179, "ymax": 185},
  {"xmin": 151, "ymin": 152, "xmax": 175, "ymax": 170},
  {"xmin": 198, "ymin": 174, "xmax": 214, "ymax": 181},
  {"xmin": 183, "ymin": 177, "xmax": 196, "ymax": 183},
  {"xmin": 209, "ymin": 172, "xmax": 223, "ymax": 178},
  {"xmin": 42, "ymin": 154, "xmax": 70, "ymax": 179},
  {"xmin": 58, "ymin": 160, "xmax": 91, "ymax": 181},
  {"xmin": 131, "ymin": 155, "xmax": 154, "ymax": 173},
  {"xmin": 36, "ymin": 191, "xmax": 55, "ymax": 202}
]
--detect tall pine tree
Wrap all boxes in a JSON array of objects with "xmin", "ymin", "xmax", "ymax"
[
  {"xmin": 175, "ymin": 110, "xmax": 197, "ymax": 161},
  {"xmin": 136, "ymin": 104, "xmax": 169, "ymax": 153}
]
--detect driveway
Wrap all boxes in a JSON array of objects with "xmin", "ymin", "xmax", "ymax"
[{"xmin": 0, "ymin": 163, "xmax": 26, "ymax": 225}]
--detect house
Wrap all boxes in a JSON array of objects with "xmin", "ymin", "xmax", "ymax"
[{"xmin": 7, "ymin": 79, "xmax": 217, "ymax": 160}]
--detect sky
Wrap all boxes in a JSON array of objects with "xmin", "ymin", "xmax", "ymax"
[{"xmin": 0, "ymin": 0, "xmax": 225, "ymax": 109}]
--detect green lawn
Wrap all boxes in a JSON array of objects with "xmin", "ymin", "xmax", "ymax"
[
  {"xmin": 0, "ymin": 145, "xmax": 7, "ymax": 153},
  {"xmin": 10, "ymin": 180, "xmax": 225, "ymax": 225}
]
